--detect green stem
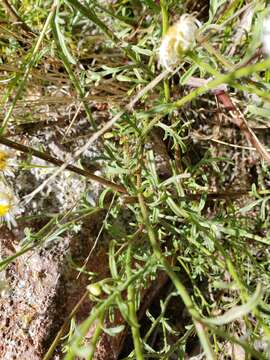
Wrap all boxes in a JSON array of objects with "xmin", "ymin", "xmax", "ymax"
[
  {"xmin": 42, "ymin": 292, "xmax": 88, "ymax": 360},
  {"xmin": 190, "ymin": 53, "xmax": 270, "ymax": 102},
  {"xmin": 126, "ymin": 244, "xmax": 144, "ymax": 360},
  {"xmin": 146, "ymin": 58, "xmax": 270, "ymax": 117},
  {"xmin": 174, "ymin": 58, "xmax": 270, "ymax": 105},
  {"xmin": 137, "ymin": 173, "xmax": 216, "ymax": 360},
  {"xmin": 160, "ymin": 0, "xmax": 170, "ymax": 101},
  {"xmin": 87, "ymin": 311, "xmax": 105, "ymax": 360},
  {"xmin": 64, "ymin": 259, "xmax": 154, "ymax": 360}
]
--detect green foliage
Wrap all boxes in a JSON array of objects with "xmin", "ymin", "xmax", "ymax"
[{"xmin": 1, "ymin": 0, "xmax": 270, "ymax": 359}]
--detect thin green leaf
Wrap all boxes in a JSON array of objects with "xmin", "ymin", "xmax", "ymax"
[
  {"xmin": 102, "ymin": 325, "xmax": 125, "ymax": 336},
  {"xmin": 205, "ymin": 285, "xmax": 262, "ymax": 325},
  {"xmin": 53, "ymin": 11, "xmax": 76, "ymax": 64},
  {"xmin": 66, "ymin": 0, "xmax": 118, "ymax": 42}
]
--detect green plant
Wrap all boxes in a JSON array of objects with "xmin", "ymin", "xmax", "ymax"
[{"xmin": 1, "ymin": 0, "xmax": 270, "ymax": 359}]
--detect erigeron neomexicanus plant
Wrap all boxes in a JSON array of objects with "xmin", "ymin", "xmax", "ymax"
[{"xmin": 1, "ymin": 1, "xmax": 270, "ymax": 359}]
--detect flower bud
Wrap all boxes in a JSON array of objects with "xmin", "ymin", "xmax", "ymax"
[{"xmin": 87, "ymin": 283, "xmax": 102, "ymax": 297}]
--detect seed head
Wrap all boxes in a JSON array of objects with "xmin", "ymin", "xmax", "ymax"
[{"xmin": 159, "ymin": 14, "xmax": 201, "ymax": 71}]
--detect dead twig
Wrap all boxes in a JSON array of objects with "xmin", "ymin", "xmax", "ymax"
[
  {"xmin": 0, "ymin": 136, "xmax": 127, "ymax": 194},
  {"xmin": 185, "ymin": 77, "xmax": 270, "ymax": 164},
  {"xmin": 214, "ymin": 90, "xmax": 270, "ymax": 165}
]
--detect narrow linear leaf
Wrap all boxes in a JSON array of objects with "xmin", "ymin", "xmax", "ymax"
[
  {"xmin": 205, "ymin": 285, "xmax": 262, "ymax": 325},
  {"xmin": 102, "ymin": 325, "xmax": 125, "ymax": 336},
  {"xmin": 66, "ymin": 0, "xmax": 118, "ymax": 42},
  {"xmin": 53, "ymin": 12, "xmax": 76, "ymax": 64},
  {"xmin": 51, "ymin": 10, "xmax": 95, "ymax": 128}
]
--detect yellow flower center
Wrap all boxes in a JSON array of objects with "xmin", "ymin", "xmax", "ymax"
[{"xmin": 0, "ymin": 204, "xmax": 11, "ymax": 216}]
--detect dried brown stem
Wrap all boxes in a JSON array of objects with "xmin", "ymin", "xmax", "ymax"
[
  {"xmin": 0, "ymin": 136, "xmax": 128, "ymax": 194},
  {"xmin": 120, "ymin": 190, "xmax": 250, "ymax": 205},
  {"xmin": 215, "ymin": 91, "xmax": 270, "ymax": 165},
  {"xmin": 185, "ymin": 77, "xmax": 270, "ymax": 164}
]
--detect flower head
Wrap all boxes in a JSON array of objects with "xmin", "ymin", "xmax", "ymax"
[
  {"xmin": 0, "ymin": 184, "xmax": 17, "ymax": 228},
  {"xmin": 159, "ymin": 14, "xmax": 201, "ymax": 71}
]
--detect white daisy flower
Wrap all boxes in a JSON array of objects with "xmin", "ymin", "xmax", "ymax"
[
  {"xmin": 159, "ymin": 14, "xmax": 201, "ymax": 71},
  {"xmin": 0, "ymin": 184, "xmax": 17, "ymax": 228}
]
